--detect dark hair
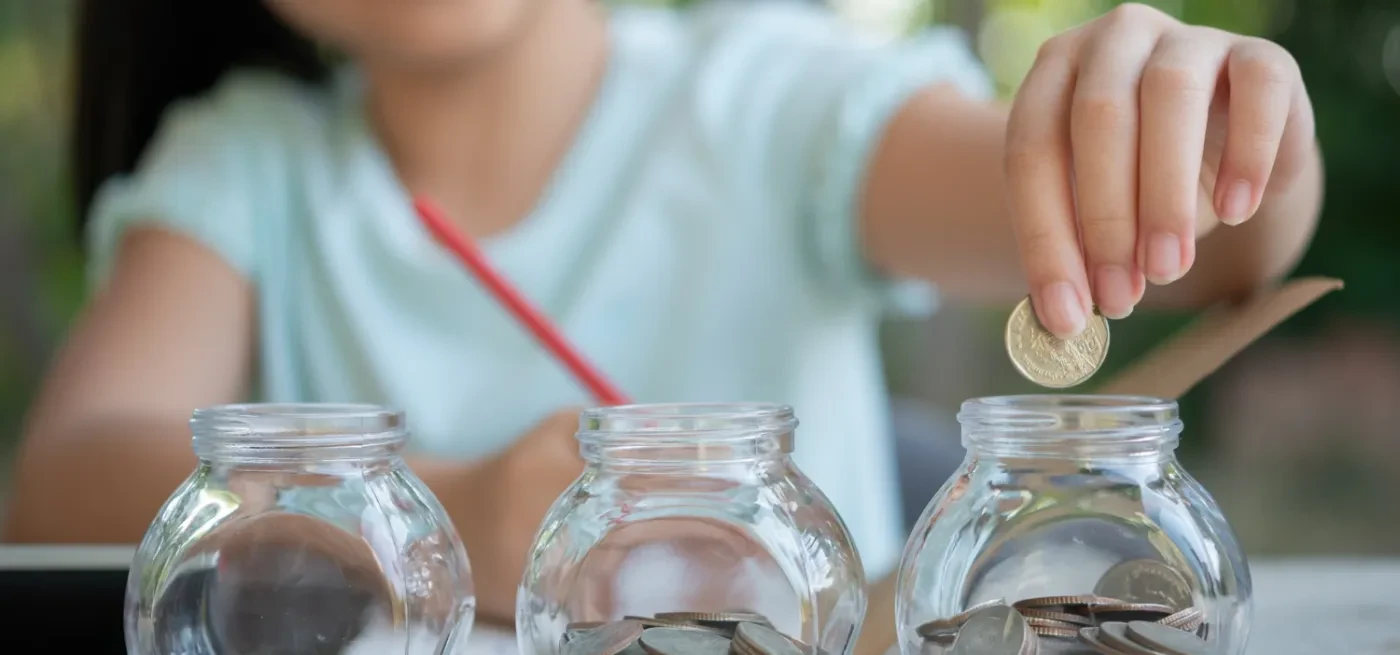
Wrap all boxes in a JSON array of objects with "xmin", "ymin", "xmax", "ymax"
[{"xmin": 72, "ymin": 0, "xmax": 329, "ymax": 239}]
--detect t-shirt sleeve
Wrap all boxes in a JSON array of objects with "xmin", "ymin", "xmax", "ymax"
[
  {"xmin": 687, "ymin": 1, "xmax": 996, "ymax": 317},
  {"xmin": 84, "ymin": 71, "xmax": 304, "ymax": 290}
]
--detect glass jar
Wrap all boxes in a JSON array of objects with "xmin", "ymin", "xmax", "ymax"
[
  {"xmin": 896, "ymin": 395, "xmax": 1252, "ymax": 655},
  {"xmin": 516, "ymin": 403, "xmax": 866, "ymax": 655},
  {"xmin": 125, "ymin": 403, "xmax": 476, "ymax": 655}
]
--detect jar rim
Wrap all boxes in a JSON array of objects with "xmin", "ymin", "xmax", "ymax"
[
  {"xmin": 576, "ymin": 403, "xmax": 797, "ymax": 463},
  {"xmin": 191, "ymin": 403, "xmax": 407, "ymax": 457},
  {"xmin": 957, "ymin": 395, "xmax": 1182, "ymax": 457},
  {"xmin": 960, "ymin": 394, "xmax": 1178, "ymax": 416},
  {"xmin": 578, "ymin": 402, "xmax": 796, "ymax": 436}
]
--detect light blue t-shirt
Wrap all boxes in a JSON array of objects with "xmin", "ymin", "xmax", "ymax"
[{"xmin": 85, "ymin": 0, "xmax": 992, "ymax": 578}]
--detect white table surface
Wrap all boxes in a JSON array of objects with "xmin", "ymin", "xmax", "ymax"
[
  {"xmin": 3, "ymin": 549, "xmax": 1395, "ymax": 654},
  {"xmin": 467, "ymin": 558, "xmax": 1400, "ymax": 655}
]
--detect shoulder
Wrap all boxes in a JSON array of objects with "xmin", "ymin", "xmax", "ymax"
[
  {"xmin": 151, "ymin": 68, "xmax": 333, "ymax": 159},
  {"xmin": 608, "ymin": 1, "xmax": 990, "ymax": 130},
  {"xmin": 84, "ymin": 68, "xmax": 333, "ymax": 286}
]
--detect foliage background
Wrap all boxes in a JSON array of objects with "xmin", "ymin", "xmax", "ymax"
[{"xmin": 0, "ymin": 0, "xmax": 1396, "ymax": 553}]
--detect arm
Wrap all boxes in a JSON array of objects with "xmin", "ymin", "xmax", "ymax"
[
  {"xmin": 0, "ymin": 227, "xmax": 537, "ymax": 622},
  {"xmin": 858, "ymin": 7, "xmax": 1322, "ymax": 329}
]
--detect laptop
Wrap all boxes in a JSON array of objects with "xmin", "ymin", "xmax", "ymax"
[{"xmin": 0, "ymin": 545, "xmax": 133, "ymax": 652}]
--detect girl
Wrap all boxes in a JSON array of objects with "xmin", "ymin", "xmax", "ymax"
[{"xmin": 4, "ymin": 0, "xmax": 1320, "ymax": 624}]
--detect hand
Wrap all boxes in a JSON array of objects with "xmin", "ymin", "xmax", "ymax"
[
  {"xmin": 462, "ymin": 407, "xmax": 585, "ymax": 620},
  {"xmin": 1005, "ymin": 3, "xmax": 1316, "ymax": 336}
]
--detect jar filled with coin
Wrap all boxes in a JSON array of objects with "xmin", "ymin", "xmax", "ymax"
[
  {"xmin": 895, "ymin": 395, "xmax": 1252, "ymax": 655},
  {"xmin": 516, "ymin": 403, "xmax": 866, "ymax": 655}
]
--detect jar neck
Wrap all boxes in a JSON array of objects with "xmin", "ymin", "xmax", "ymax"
[
  {"xmin": 576, "ymin": 403, "xmax": 796, "ymax": 471},
  {"xmin": 191, "ymin": 403, "xmax": 407, "ymax": 465},
  {"xmin": 958, "ymin": 395, "xmax": 1181, "ymax": 462}
]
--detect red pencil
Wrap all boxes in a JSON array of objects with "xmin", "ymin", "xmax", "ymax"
[{"xmin": 413, "ymin": 198, "xmax": 631, "ymax": 406}]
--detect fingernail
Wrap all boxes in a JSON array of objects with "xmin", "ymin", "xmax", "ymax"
[
  {"xmin": 1219, "ymin": 180, "xmax": 1254, "ymax": 225},
  {"xmin": 1039, "ymin": 281, "xmax": 1086, "ymax": 338},
  {"xmin": 1094, "ymin": 265, "xmax": 1136, "ymax": 319},
  {"xmin": 1145, "ymin": 233, "xmax": 1182, "ymax": 285}
]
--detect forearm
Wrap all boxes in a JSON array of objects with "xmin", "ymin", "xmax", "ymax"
[
  {"xmin": 1, "ymin": 421, "xmax": 518, "ymax": 624},
  {"xmin": 1, "ymin": 420, "xmax": 198, "ymax": 544},
  {"xmin": 859, "ymin": 85, "xmax": 1027, "ymax": 305}
]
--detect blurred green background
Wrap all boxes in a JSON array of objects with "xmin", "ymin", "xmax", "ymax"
[{"xmin": 0, "ymin": 0, "xmax": 1397, "ymax": 554}]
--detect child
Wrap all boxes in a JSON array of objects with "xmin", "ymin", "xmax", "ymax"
[{"xmin": 4, "ymin": 0, "xmax": 1320, "ymax": 624}]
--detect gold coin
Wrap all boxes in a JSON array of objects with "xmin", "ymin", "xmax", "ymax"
[{"xmin": 1005, "ymin": 296, "xmax": 1110, "ymax": 388}]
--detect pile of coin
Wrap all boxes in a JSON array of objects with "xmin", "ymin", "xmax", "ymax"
[
  {"xmin": 1005, "ymin": 295, "xmax": 1111, "ymax": 388},
  {"xmin": 917, "ymin": 560, "xmax": 1210, "ymax": 654},
  {"xmin": 917, "ymin": 597, "xmax": 1206, "ymax": 654},
  {"xmin": 561, "ymin": 611, "xmax": 813, "ymax": 655}
]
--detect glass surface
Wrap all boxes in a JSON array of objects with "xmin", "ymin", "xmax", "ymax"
[
  {"xmin": 896, "ymin": 395, "xmax": 1252, "ymax": 654},
  {"xmin": 125, "ymin": 404, "xmax": 476, "ymax": 655},
  {"xmin": 516, "ymin": 403, "xmax": 866, "ymax": 655}
]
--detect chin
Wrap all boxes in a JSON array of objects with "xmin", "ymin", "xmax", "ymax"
[
  {"xmin": 270, "ymin": 0, "xmax": 543, "ymax": 69},
  {"xmin": 373, "ymin": 2, "xmax": 536, "ymax": 65}
]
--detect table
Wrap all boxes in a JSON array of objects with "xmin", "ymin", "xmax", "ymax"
[
  {"xmin": 1243, "ymin": 558, "xmax": 1400, "ymax": 654},
  {"xmin": 469, "ymin": 558, "xmax": 1400, "ymax": 655},
  {"xmin": 2, "ymin": 548, "xmax": 1396, "ymax": 654}
]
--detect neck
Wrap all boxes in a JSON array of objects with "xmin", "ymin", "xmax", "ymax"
[{"xmin": 363, "ymin": 0, "xmax": 609, "ymax": 237}]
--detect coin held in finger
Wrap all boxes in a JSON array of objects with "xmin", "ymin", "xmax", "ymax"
[{"xmin": 1005, "ymin": 295, "xmax": 1110, "ymax": 388}]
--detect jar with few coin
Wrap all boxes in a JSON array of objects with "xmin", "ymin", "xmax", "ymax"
[
  {"xmin": 516, "ymin": 403, "xmax": 866, "ymax": 655},
  {"xmin": 895, "ymin": 395, "xmax": 1252, "ymax": 655},
  {"xmin": 125, "ymin": 404, "xmax": 476, "ymax": 654}
]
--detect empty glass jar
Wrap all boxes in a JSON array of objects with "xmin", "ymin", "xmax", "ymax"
[
  {"xmin": 896, "ymin": 395, "xmax": 1252, "ymax": 655},
  {"xmin": 125, "ymin": 403, "xmax": 476, "ymax": 655},
  {"xmin": 516, "ymin": 403, "xmax": 866, "ymax": 655}
]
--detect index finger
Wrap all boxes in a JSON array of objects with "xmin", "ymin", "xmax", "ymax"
[{"xmin": 1005, "ymin": 36, "xmax": 1092, "ymax": 338}]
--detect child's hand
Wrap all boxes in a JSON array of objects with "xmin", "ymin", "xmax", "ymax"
[
  {"xmin": 464, "ymin": 407, "xmax": 585, "ymax": 618},
  {"xmin": 1005, "ymin": 3, "xmax": 1315, "ymax": 336}
]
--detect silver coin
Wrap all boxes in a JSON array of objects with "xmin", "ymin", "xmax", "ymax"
[
  {"xmin": 1125, "ymin": 621, "xmax": 1209, "ymax": 655},
  {"xmin": 627, "ymin": 616, "xmax": 726, "ymax": 634},
  {"xmin": 1094, "ymin": 560, "xmax": 1194, "ymax": 611},
  {"xmin": 1014, "ymin": 595, "xmax": 1111, "ymax": 613},
  {"xmin": 1096, "ymin": 622, "xmax": 1154, "ymax": 654},
  {"xmin": 564, "ymin": 620, "xmax": 644, "ymax": 655},
  {"xmin": 1158, "ymin": 608, "xmax": 1204, "ymax": 631},
  {"xmin": 733, "ymin": 622, "xmax": 804, "ymax": 655},
  {"xmin": 638, "ymin": 627, "xmax": 733, "ymax": 655},
  {"xmin": 1076, "ymin": 627, "xmax": 1129, "ymax": 655},
  {"xmin": 949, "ymin": 605, "xmax": 1035, "ymax": 655},
  {"xmin": 920, "ymin": 640, "xmax": 948, "ymax": 655},
  {"xmin": 1086, "ymin": 602, "xmax": 1177, "ymax": 625},
  {"xmin": 655, "ymin": 611, "xmax": 771, "ymax": 628},
  {"xmin": 1018, "ymin": 609, "xmax": 1094, "ymax": 628},
  {"xmin": 918, "ymin": 599, "xmax": 1010, "ymax": 637},
  {"xmin": 920, "ymin": 626, "xmax": 959, "ymax": 647}
]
